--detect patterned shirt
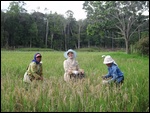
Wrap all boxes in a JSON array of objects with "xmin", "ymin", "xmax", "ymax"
[{"xmin": 27, "ymin": 62, "xmax": 43, "ymax": 80}]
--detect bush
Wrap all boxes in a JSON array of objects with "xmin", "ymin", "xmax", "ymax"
[
  {"xmin": 134, "ymin": 37, "xmax": 149, "ymax": 56},
  {"xmin": 76, "ymin": 47, "xmax": 100, "ymax": 52}
]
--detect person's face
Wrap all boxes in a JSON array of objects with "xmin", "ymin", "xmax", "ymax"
[
  {"xmin": 106, "ymin": 63, "xmax": 112, "ymax": 67},
  {"xmin": 68, "ymin": 52, "xmax": 74, "ymax": 58},
  {"xmin": 36, "ymin": 56, "xmax": 42, "ymax": 62}
]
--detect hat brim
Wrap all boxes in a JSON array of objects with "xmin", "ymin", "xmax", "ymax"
[
  {"xmin": 64, "ymin": 50, "xmax": 76, "ymax": 58},
  {"xmin": 103, "ymin": 61, "xmax": 114, "ymax": 64}
]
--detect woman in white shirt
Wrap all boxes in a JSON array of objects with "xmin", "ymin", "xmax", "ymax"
[{"xmin": 63, "ymin": 49, "xmax": 84, "ymax": 82}]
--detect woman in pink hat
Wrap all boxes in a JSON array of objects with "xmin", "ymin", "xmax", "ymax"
[{"xmin": 23, "ymin": 53, "xmax": 43, "ymax": 83}]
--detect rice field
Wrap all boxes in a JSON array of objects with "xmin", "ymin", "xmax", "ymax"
[{"xmin": 1, "ymin": 51, "xmax": 149, "ymax": 112}]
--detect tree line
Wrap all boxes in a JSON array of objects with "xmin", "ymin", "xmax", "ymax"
[{"xmin": 1, "ymin": 1, "xmax": 149, "ymax": 53}]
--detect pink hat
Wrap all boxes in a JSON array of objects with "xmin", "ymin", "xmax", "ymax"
[{"xmin": 36, "ymin": 53, "xmax": 42, "ymax": 58}]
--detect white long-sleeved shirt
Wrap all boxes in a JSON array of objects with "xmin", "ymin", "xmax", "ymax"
[{"xmin": 63, "ymin": 58, "xmax": 79, "ymax": 74}]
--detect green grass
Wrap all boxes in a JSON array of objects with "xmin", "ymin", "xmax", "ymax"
[{"xmin": 1, "ymin": 51, "xmax": 149, "ymax": 112}]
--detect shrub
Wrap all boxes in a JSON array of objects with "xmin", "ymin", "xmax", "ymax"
[{"xmin": 134, "ymin": 37, "xmax": 149, "ymax": 56}]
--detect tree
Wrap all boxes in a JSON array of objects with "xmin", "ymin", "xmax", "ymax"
[
  {"xmin": 44, "ymin": 8, "xmax": 50, "ymax": 48},
  {"xmin": 31, "ymin": 11, "xmax": 45, "ymax": 47},
  {"xmin": 83, "ymin": 1, "xmax": 149, "ymax": 54},
  {"xmin": 29, "ymin": 22, "xmax": 38, "ymax": 48},
  {"xmin": 1, "ymin": 10, "xmax": 9, "ymax": 48},
  {"xmin": 65, "ymin": 10, "xmax": 78, "ymax": 49},
  {"xmin": 5, "ymin": 1, "xmax": 27, "ymax": 48},
  {"xmin": 46, "ymin": 12, "xmax": 63, "ymax": 49},
  {"xmin": 77, "ymin": 19, "xmax": 83, "ymax": 49}
]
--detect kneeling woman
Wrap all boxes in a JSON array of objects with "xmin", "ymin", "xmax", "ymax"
[
  {"xmin": 63, "ymin": 49, "xmax": 84, "ymax": 82},
  {"xmin": 102, "ymin": 55, "xmax": 124, "ymax": 85},
  {"xmin": 23, "ymin": 53, "xmax": 43, "ymax": 83}
]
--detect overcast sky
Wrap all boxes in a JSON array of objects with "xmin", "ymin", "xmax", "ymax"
[{"xmin": 1, "ymin": 1, "xmax": 87, "ymax": 20}]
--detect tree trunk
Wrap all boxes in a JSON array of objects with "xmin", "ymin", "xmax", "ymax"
[
  {"xmin": 125, "ymin": 38, "xmax": 129, "ymax": 54},
  {"xmin": 30, "ymin": 38, "xmax": 32, "ymax": 48},
  {"xmin": 65, "ymin": 34, "xmax": 67, "ymax": 50},
  {"xmin": 45, "ymin": 19, "xmax": 48, "ymax": 48},
  {"xmin": 51, "ymin": 33, "xmax": 53, "ymax": 49},
  {"xmin": 78, "ymin": 25, "xmax": 81, "ymax": 49},
  {"xmin": 88, "ymin": 39, "xmax": 90, "ymax": 48},
  {"xmin": 67, "ymin": 24, "xmax": 70, "ymax": 49},
  {"xmin": 111, "ymin": 32, "xmax": 114, "ymax": 50},
  {"xmin": 64, "ymin": 26, "xmax": 67, "ymax": 50},
  {"xmin": 138, "ymin": 28, "xmax": 141, "ymax": 41},
  {"xmin": 5, "ymin": 31, "xmax": 9, "ymax": 49},
  {"xmin": 112, "ymin": 37, "xmax": 113, "ymax": 50}
]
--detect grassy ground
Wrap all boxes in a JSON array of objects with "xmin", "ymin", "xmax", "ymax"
[{"xmin": 1, "ymin": 51, "xmax": 149, "ymax": 112}]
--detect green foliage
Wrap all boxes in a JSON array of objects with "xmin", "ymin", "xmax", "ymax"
[
  {"xmin": 134, "ymin": 37, "xmax": 149, "ymax": 55},
  {"xmin": 83, "ymin": 1, "xmax": 149, "ymax": 54},
  {"xmin": 1, "ymin": 1, "xmax": 149, "ymax": 51},
  {"xmin": 75, "ymin": 47, "xmax": 100, "ymax": 52},
  {"xmin": 16, "ymin": 48, "xmax": 55, "ymax": 51},
  {"xmin": 1, "ymin": 47, "xmax": 55, "ymax": 51}
]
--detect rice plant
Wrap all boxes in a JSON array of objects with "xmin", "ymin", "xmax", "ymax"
[{"xmin": 1, "ymin": 51, "xmax": 149, "ymax": 112}]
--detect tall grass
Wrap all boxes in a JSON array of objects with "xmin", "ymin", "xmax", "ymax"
[{"xmin": 1, "ymin": 51, "xmax": 149, "ymax": 112}]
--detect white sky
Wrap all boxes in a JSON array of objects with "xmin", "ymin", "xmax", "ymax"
[
  {"xmin": 1, "ymin": 1, "xmax": 148, "ymax": 20},
  {"xmin": 1, "ymin": 1, "xmax": 87, "ymax": 20}
]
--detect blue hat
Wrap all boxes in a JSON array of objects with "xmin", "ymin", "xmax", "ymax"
[{"xmin": 64, "ymin": 49, "xmax": 77, "ymax": 58}]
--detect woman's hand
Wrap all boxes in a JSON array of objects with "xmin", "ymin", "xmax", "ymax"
[
  {"xmin": 79, "ymin": 69, "xmax": 84, "ymax": 74},
  {"xmin": 37, "ymin": 76, "xmax": 43, "ymax": 81},
  {"xmin": 40, "ymin": 76, "xmax": 43, "ymax": 81},
  {"xmin": 102, "ymin": 80, "xmax": 108, "ymax": 84},
  {"xmin": 68, "ymin": 70, "xmax": 73, "ymax": 75},
  {"xmin": 102, "ymin": 75, "xmax": 106, "ymax": 79}
]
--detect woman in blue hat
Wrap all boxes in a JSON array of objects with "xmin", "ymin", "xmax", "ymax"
[{"xmin": 63, "ymin": 49, "xmax": 84, "ymax": 82}]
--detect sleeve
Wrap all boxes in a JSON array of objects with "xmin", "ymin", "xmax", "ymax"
[
  {"xmin": 108, "ymin": 67, "xmax": 118, "ymax": 83},
  {"xmin": 104, "ymin": 68, "xmax": 111, "ymax": 78},
  {"xmin": 39, "ymin": 63, "xmax": 43, "ymax": 77},
  {"xmin": 63, "ymin": 60, "xmax": 69, "ymax": 73},
  {"xmin": 76, "ymin": 61, "xmax": 80, "ymax": 70},
  {"xmin": 30, "ymin": 63, "xmax": 41, "ymax": 79},
  {"xmin": 105, "ymin": 73, "xmax": 111, "ymax": 78}
]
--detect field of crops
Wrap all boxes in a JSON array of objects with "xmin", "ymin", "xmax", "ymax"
[{"xmin": 1, "ymin": 51, "xmax": 149, "ymax": 112}]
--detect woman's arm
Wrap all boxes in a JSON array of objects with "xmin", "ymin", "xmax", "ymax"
[{"xmin": 30, "ymin": 63, "xmax": 42, "ymax": 79}]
